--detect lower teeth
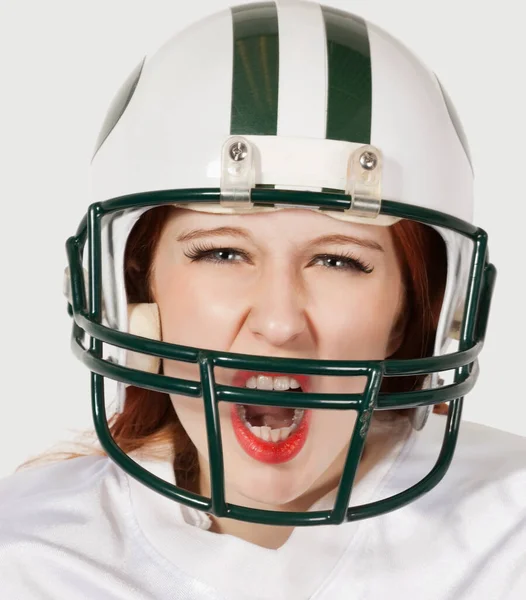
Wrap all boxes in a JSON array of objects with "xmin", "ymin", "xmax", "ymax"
[{"xmin": 237, "ymin": 406, "xmax": 304, "ymax": 442}]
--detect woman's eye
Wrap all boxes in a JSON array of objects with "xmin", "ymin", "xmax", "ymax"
[
  {"xmin": 311, "ymin": 254, "xmax": 373, "ymax": 274},
  {"xmin": 184, "ymin": 246, "xmax": 248, "ymax": 264},
  {"xmin": 184, "ymin": 246, "xmax": 372, "ymax": 273},
  {"xmin": 209, "ymin": 249, "xmax": 244, "ymax": 262}
]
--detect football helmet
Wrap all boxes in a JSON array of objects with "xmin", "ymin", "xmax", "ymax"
[{"xmin": 66, "ymin": 0, "xmax": 496, "ymax": 526}]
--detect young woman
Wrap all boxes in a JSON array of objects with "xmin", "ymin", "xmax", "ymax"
[{"xmin": 1, "ymin": 1, "xmax": 525, "ymax": 598}]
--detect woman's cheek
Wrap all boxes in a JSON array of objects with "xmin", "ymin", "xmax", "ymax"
[
  {"xmin": 314, "ymin": 284, "xmax": 398, "ymax": 358},
  {"xmin": 157, "ymin": 267, "xmax": 249, "ymax": 348}
]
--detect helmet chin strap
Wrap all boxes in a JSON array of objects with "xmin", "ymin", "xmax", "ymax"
[{"xmin": 127, "ymin": 303, "xmax": 161, "ymax": 373}]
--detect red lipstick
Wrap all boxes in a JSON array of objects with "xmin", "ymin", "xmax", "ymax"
[
  {"xmin": 230, "ymin": 404, "xmax": 311, "ymax": 464},
  {"xmin": 229, "ymin": 371, "xmax": 312, "ymax": 464}
]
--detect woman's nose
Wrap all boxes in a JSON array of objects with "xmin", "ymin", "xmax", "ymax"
[{"xmin": 246, "ymin": 264, "xmax": 308, "ymax": 348}]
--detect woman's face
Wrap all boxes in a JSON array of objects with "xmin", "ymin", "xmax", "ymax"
[{"xmin": 151, "ymin": 207, "xmax": 405, "ymax": 510}]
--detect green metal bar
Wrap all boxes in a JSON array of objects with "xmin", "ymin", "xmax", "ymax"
[
  {"xmin": 383, "ymin": 343, "xmax": 482, "ymax": 375},
  {"xmin": 212, "ymin": 353, "xmax": 372, "ymax": 376},
  {"xmin": 87, "ymin": 189, "xmax": 481, "ymax": 239},
  {"xmin": 221, "ymin": 504, "xmax": 332, "ymax": 526},
  {"xmin": 344, "ymin": 397, "xmax": 463, "ymax": 521},
  {"xmin": 87, "ymin": 351, "xmax": 338, "ymax": 526},
  {"xmin": 475, "ymin": 263, "xmax": 497, "ymax": 343},
  {"xmin": 66, "ymin": 237, "xmax": 87, "ymax": 312},
  {"xmin": 91, "ymin": 371, "xmax": 212, "ymax": 512},
  {"xmin": 380, "ymin": 199, "xmax": 480, "ymax": 236},
  {"xmin": 401, "ymin": 222, "xmax": 490, "ymax": 512},
  {"xmin": 217, "ymin": 385, "xmax": 362, "ymax": 409},
  {"xmin": 87, "ymin": 203, "xmax": 103, "ymax": 358},
  {"xmin": 76, "ymin": 312, "xmax": 201, "ymax": 363},
  {"xmin": 73, "ymin": 335, "xmax": 201, "ymax": 397},
  {"xmin": 83, "ymin": 340, "xmax": 468, "ymax": 526},
  {"xmin": 199, "ymin": 355, "xmax": 227, "ymax": 517},
  {"xmin": 459, "ymin": 231, "xmax": 488, "ymax": 354},
  {"xmin": 376, "ymin": 366, "xmax": 477, "ymax": 409},
  {"xmin": 72, "ymin": 332, "xmax": 479, "ymax": 409},
  {"xmin": 73, "ymin": 300, "xmax": 483, "ymax": 373},
  {"xmin": 331, "ymin": 365, "xmax": 382, "ymax": 523},
  {"xmin": 71, "ymin": 319, "xmax": 480, "ymax": 410}
]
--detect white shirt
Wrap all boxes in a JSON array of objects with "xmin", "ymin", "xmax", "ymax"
[{"xmin": 1, "ymin": 413, "xmax": 525, "ymax": 599}]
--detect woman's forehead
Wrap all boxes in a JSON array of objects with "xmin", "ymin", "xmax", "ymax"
[{"xmin": 163, "ymin": 207, "xmax": 392, "ymax": 247}]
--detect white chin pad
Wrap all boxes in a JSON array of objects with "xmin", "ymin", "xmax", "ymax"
[{"xmin": 127, "ymin": 303, "xmax": 161, "ymax": 373}]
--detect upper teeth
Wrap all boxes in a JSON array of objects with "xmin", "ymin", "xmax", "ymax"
[{"xmin": 245, "ymin": 375, "xmax": 301, "ymax": 391}]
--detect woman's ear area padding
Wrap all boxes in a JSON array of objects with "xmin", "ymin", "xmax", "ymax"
[{"xmin": 127, "ymin": 303, "xmax": 161, "ymax": 373}]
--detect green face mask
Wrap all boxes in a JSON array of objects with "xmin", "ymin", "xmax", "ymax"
[{"xmin": 66, "ymin": 187, "xmax": 495, "ymax": 526}]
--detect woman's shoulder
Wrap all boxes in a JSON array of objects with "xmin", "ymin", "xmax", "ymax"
[
  {"xmin": 427, "ymin": 413, "xmax": 526, "ymax": 470},
  {"xmin": 352, "ymin": 416, "xmax": 526, "ymax": 597},
  {"xmin": 0, "ymin": 455, "xmax": 113, "ymax": 511},
  {"xmin": 394, "ymin": 413, "xmax": 526, "ymax": 516},
  {"xmin": 0, "ymin": 455, "xmax": 174, "ymax": 598},
  {"xmin": 456, "ymin": 414, "xmax": 526, "ymax": 449},
  {"xmin": 0, "ymin": 454, "xmax": 126, "ymax": 551},
  {"xmin": 411, "ymin": 414, "xmax": 526, "ymax": 484}
]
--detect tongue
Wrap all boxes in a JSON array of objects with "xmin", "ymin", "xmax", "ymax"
[{"xmin": 244, "ymin": 405, "xmax": 295, "ymax": 429}]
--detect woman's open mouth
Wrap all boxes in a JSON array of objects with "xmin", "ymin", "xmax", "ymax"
[{"xmin": 230, "ymin": 372, "xmax": 312, "ymax": 464}]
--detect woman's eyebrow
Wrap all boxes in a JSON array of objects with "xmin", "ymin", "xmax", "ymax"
[
  {"xmin": 176, "ymin": 226, "xmax": 252, "ymax": 243},
  {"xmin": 176, "ymin": 228, "xmax": 383, "ymax": 252},
  {"xmin": 305, "ymin": 234, "xmax": 384, "ymax": 252}
]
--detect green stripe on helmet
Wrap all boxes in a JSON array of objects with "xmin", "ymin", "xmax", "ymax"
[
  {"xmin": 322, "ymin": 7, "xmax": 372, "ymax": 144},
  {"xmin": 230, "ymin": 2, "xmax": 280, "ymax": 135}
]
